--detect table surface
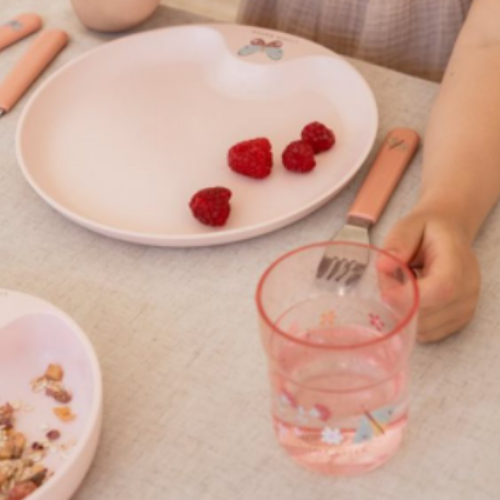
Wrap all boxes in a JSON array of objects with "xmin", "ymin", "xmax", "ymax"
[{"xmin": 1, "ymin": 1, "xmax": 499, "ymax": 499}]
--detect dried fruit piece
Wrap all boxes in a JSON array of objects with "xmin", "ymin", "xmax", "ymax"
[
  {"xmin": 1, "ymin": 394, "xmax": 56, "ymax": 498},
  {"xmin": 11, "ymin": 433, "xmax": 26, "ymax": 459},
  {"xmin": 282, "ymin": 140, "xmax": 316, "ymax": 173},
  {"xmin": 46, "ymin": 430, "xmax": 61, "ymax": 442},
  {"xmin": 6, "ymin": 481, "xmax": 38, "ymax": 500},
  {"xmin": 30, "ymin": 376, "xmax": 47, "ymax": 393},
  {"xmin": 0, "ymin": 403, "xmax": 14, "ymax": 430},
  {"xmin": 301, "ymin": 121, "xmax": 336, "ymax": 153},
  {"xmin": 44, "ymin": 364, "xmax": 64, "ymax": 382},
  {"xmin": 189, "ymin": 187, "xmax": 232, "ymax": 227},
  {"xmin": 228, "ymin": 138, "xmax": 273, "ymax": 179},
  {"xmin": 20, "ymin": 465, "xmax": 47, "ymax": 486},
  {"xmin": 53, "ymin": 407, "xmax": 76, "ymax": 422},
  {"xmin": 0, "ymin": 469, "xmax": 8, "ymax": 487},
  {"xmin": 33, "ymin": 364, "xmax": 73, "ymax": 404},
  {"xmin": 45, "ymin": 385, "xmax": 72, "ymax": 404},
  {"xmin": 0, "ymin": 432, "xmax": 26, "ymax": 460}
]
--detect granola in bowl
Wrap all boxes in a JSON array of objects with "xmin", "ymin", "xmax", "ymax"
[{"xmin": 0, "ymin": 365, "xmax": 78, "ymax": 500}]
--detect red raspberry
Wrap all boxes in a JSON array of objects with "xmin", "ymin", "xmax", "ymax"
[
  {"xmin": 189, "ymin": 187, "xmax": 232, "ymax": 227},
  {"xmin": 282, "ymin": 140, "xmax": 316, "ymax": 173},
  {"xmin": 228, "ymin": 138, "xmax": 273, "ymax": 179},
  {"xmin": 301, "ymin": 122, "xmax": 335, "ymax": 153}
]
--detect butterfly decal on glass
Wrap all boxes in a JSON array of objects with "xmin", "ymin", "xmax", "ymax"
[
  {"xmin": 353, "ymin": 406, "xmax": 394, "ymax": 444},
  {"xmin": 238, "ymin": 38, "xmax": 284, "ymax": 61}
]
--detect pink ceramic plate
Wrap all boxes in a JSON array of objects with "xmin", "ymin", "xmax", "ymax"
[
  {"xmin": 16, "ymin": 24, "xmax": 378, "ymax": 247},
  {"xmin": 0, "ymin": 289, "xmax": 102, "ymax": 500}
]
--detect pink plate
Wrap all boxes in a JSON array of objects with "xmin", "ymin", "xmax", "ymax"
[
  {"xmin": 0, "ymin": 289, "xmax": 102, "ymax": 500},
  {"xmin": 16, "ymin": 24, "xmax": 378, "ymax": 247}
]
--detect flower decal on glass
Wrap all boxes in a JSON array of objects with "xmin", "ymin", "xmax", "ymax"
[
  {"xmin": 310, "ymin": 404, "xmax": 331, "ymax": 422},
  {"xmin": 369, "ymin": 313, "xmax": 385, "ymax": 332},
  {"xmin": 276, "ymin": 422, "xmax": 289, "ymax": 440},
  {"xmin": 321, "ymin": 427, "xmax": 343, "ymax": 445},
  {"xmin": 278, "ymin": 390, "xmax": 297, "ymax": 409},
  {"xmin": 320, "ymin": 310, "xmax": 336, "ymax": 327}
]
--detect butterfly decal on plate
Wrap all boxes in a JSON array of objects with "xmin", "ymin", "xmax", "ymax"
[
  {"xmin": 238, "ymin": 38, "xmax": 284, "ymax": 61},
  {"xmin": 353, "ymin": 406, "xmax": 394, "ymax": 444}
]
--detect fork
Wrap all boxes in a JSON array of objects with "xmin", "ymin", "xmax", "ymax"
[{"xmin": 316, "ymin": 128, "xmax": 420, "ymax": 284}]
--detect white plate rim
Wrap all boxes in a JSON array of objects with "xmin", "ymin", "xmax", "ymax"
[{"xmin": 16, "ymin": 23, "xmax": 378, "ymax": 247}]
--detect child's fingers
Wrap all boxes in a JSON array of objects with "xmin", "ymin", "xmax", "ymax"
[
  {"xmin": 382, "ymin": 215, "xmax": 425, "ymax": 265},
  {"xmin": 375, "ymin": 215, "xmax": 424, "ymax": 315},
  {"xmin": 417, "ymin": 248, "xmax": 463, "ymax": 311},
  {"xmin": 418, "ymin": 300, "xmax": 476, "ymax": 342}
]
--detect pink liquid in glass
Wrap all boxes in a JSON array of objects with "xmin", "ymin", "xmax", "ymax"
[{"xmin": 270, "ymin": 311, "xmax": 409, "ymax": 475}]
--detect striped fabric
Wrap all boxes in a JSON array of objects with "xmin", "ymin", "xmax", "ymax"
[{"xmin": 237, "ymin": 0, "xmax": 473, "ymax": 81}]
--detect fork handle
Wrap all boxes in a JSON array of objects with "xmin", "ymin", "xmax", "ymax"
[
  {"xmin": 0, "ymin": 13, "xmax": 42, "ymax": 52},
  {"xmin": 0, "ymin": 29, "xmax": 69, "ymax": 113},
  {"xmin": 347, "ymin": 128, "xmax": 420, "ymax": 226}
]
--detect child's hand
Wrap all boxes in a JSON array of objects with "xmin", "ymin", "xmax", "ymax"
[{"xmin": 383, "ymin": 208, "xmax": 481, "ymax": 342}]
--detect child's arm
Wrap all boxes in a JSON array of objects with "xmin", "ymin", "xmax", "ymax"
[
  {"xmin": 384, "ymin": 0, "xmax": 500, "ymax": 342},
  {"xmin": 419, "ymin": 0, "xmax": 500, "ymax": 242}
]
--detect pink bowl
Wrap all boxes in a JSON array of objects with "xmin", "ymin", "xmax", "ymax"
[{"xmin": 0, "ymin": 289, "xmax": 102, "ymax": 500}]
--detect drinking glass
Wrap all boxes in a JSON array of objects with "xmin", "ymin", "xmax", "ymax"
[{"xmin": 256, "ymin": 242, "xmax": 419, "ymax": 475}]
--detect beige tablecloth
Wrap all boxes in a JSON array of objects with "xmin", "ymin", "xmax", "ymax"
[{"xmin": 1, "ymin": 1, "xmax": 499, "ymax": 499}]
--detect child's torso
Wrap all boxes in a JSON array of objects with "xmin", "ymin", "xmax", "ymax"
[{"xmin": 238, "ymin": 0, "xmax": 473, "ymax": 81}]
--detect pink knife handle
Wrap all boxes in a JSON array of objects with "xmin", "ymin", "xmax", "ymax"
[
  {"xmin": 0, "ymin": 29, "xmax": 69, "ymax": 112},
  {"xmin": 348, "ymin": 128, "xmax": 420, "ymax": 226},
  {"xmin": 0, "ymin": 13, "xmax": 42, "ymax": 52}
]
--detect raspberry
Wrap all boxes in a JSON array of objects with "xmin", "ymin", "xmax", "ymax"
[
  {"xmin": 189, "ymin": 187, "xmax": 232, "ymax": 227},
  {"xmin": 282, "ymin": 140, "xmax": 316, "ymax": 173},
  {"xmin": 301, "ymin": 122, "xmax": 335, "ymax": 153},
  {"xmin": 228, "ymin": 138, "xmax": 273, "ymax": 179}
]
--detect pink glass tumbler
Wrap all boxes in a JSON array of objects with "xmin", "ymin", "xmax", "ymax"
[{"xmin": 256, "ymin": 242, "xmax": 419, "ymax": 475}]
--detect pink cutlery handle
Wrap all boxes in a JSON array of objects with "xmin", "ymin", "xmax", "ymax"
[
  {"xmin": 348, "ymin": 128, "xmax": 420, "ymax": 226},
  {"xmin": 0, "ymin": 13, "xmax": 42, "ymax": 52},
  {"xmin": 0, "ymin": 29, "xmax": 69, "ymax": 112}
]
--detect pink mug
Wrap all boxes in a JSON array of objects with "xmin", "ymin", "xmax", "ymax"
[{"xmin": 71, "ymin": 0, "xmax": 160, "ymax": 32}]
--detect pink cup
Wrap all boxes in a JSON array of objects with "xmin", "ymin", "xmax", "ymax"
[{"xmin": 256, "ymin": 242, "xmax": 419, "ymax": 475}]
